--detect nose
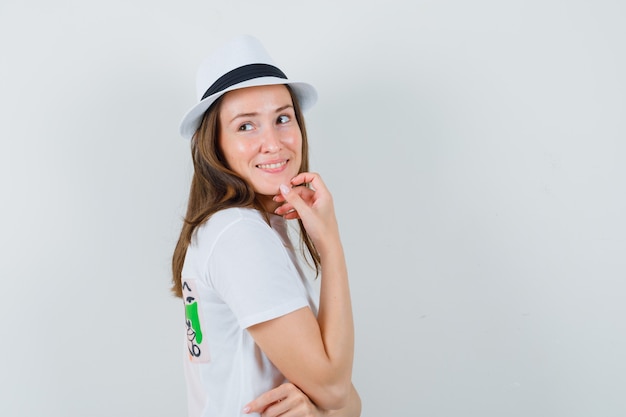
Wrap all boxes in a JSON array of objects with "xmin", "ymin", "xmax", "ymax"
[{"xmin": 261, "ymin": 128, "xmax": 281, "ymax": 153}]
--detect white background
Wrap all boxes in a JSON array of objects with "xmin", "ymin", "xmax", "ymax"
[{"xmin": 1, "ymin": 1, "xmax": 625, "ymax": 416}]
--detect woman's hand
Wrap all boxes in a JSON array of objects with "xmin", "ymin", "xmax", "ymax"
[
  {"xmin": 273, "ymin": 172, "xmax": 339, "ymax": 249},
  {"xmin": 243, "ymin": 382, "xmax": 325, "ymax": 417}
]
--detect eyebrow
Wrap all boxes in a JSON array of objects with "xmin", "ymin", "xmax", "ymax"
[{"xmin": 229, "ymin": 104, "xmax": 294, "ymax": 124}]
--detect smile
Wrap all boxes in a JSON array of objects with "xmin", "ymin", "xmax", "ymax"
[{"xmin": 257, "ymin": 160, "xmax": 287, "ymax": 169}]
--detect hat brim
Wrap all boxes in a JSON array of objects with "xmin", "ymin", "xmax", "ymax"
[{"xmin": 179, "ymin": 77, "xmax": 317, "ymax": 140}]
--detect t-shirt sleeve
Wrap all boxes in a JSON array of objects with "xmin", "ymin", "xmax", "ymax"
[{"xmin": 208, "ymin": 217, "xmax": 309, "ymax": 329}]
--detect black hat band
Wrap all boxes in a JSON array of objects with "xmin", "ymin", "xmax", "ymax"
[{"xmin": 201, "ymin": 63, "xmax": 288, "ymax": 101}]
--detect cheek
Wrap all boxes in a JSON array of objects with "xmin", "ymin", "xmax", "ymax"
[
  {"xmin": 284, "ymin": 130, "xmax": 303, "ymax": 149},
  {"xmin": 221, "ymin": 138, "xmax": 251, "ymax": 167}
]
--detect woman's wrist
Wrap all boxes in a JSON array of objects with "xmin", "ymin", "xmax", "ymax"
[{"xmin": 315, "ymin": 231, "xmax": 343, "ymax": 260}]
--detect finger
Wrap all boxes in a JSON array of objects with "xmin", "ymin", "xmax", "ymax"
[
  {"xmin": 261, "ymin": 384, "xmax": 311, "ymax": 417},
  {"xmin": 273, "ymin": 182, "xmax": 310, "ymax": 204},
  {"xmin": 274, "ymin": 202, "xmax": 296, "ymax": 216},
  {"xmin": 243, "ymin": 386, "xmax": 287, "ymax": 414},
  {"xmin": 281, "ymin": 210, "xmax": 301, "ymax": 220},
  {"xmin": 274, "ymin": 185, "xmax": 313, "ymax": 217},
  {"xmin": 273, "ymin": 195, "xmax": 286, "ymax": 203},
  {"xmin": 279, "ymin": 183, "xmax": 316, "ymax": 206},
  {"xmin": 274, "ymin": 187, "xmax": 313, "ymax": 214},
  {"xmin": 293, "ymin": 185, "xmax": 316, "ymax": 201},
  {"xmin": 275, "ymin": 208, "xmax": 300, "ymax": 220},
  {"xmin": 273, "ymin": 201, "xmax": 300, "ymax": 219},
  {"xmin": 279, "ymin": 184, "xmax": 311, "ymax": 218},
  {"xmin": 290, "ymin": 172, "xmax": 327, "ymax": 192},
  {"xmin": 260, "ymin": 399, "xmax": 290, "ymax": 417}
]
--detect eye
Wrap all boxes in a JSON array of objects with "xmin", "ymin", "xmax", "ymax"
[
  {"xmin": 277, "ymin": 115, "xmax": 290, "ymax": 124},
  {"xmin": 238, "ymin": 122, "xmax": 253, "ymax": 131}
]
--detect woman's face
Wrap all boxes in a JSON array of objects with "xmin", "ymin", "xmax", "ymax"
[{"xmin": 218, "ymin": 84, "xmax": 302, "ymax": 210}]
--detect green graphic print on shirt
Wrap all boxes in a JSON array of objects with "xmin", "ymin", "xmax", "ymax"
[{"xmin": 182, "ymin": 279, "xmax": 210, "ymax": 363}]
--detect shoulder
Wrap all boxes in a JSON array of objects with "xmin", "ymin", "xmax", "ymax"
[
  {"xmin": 186, "ymin": 208, "xmax": 281, "ymax": 278},
  {"xmin": 193, "ymin": 208, "xmax": 276, "ymax": 249},
  {"xmin": 207, "ymin": 209, "xmax": 292, "ymax": 286},
  {"xmin": 208, "ymin": 207, "xmax": 263, "ymax": 225},
  {"xmin": 204, "ymin": 207, "xmax": 270, "ymax": 235}
]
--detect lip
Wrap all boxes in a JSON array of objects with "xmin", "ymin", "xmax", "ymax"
[{"xmin": 256, "ymin": 159, "xmax": 289, "ymax": 172}]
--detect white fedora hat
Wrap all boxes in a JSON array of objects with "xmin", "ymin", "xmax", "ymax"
[{"xmin": 179, "ymin": 35, "xmax": 318, "ymax": 140}]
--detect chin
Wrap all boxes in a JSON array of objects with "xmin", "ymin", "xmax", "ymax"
[
  {"xmin": 252, "ymin": 173, "xmax": 297, "ymax": 196},
  {"xmin": 253, "ymin": 184, "xmax": 281, "ymax": 197}
]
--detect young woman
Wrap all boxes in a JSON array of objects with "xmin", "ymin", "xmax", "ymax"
[{"xmin": 173, "ymin": 35, "xmax": 361, "ymax": 417}]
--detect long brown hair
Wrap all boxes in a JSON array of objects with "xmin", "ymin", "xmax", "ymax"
[{"xmin": 171, "ymin": 86, "xmax": 320, "ymax": 297}]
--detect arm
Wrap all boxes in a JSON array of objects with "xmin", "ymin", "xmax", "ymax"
[
  {"xmin": 246, "ymin": 173, "xmax": 356, "ymax": 411},
  {"xmin": 325, "ymin": 385, "xmax": 361, "ymax": 417},
  {"xmin": 244, "ymin": 382, "xmax": 361, "ymax": 417}
]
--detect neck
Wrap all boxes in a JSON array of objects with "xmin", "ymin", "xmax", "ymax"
[{"xmin": 256, "ymin": 194, "xmax": 280, "ymax": 214}]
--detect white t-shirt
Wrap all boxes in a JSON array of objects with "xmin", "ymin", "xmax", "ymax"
[{"xmin": 181, "ymin": 207, "xmax": 318, "ymax": 417}]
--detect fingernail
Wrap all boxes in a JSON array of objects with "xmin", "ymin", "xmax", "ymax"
[
  {"xmin": 279, "ymin": 184, "xmax": 290, "ymax": 196},
  {"xmin": 242, "ymin": 406, "xmax": 250, "ymax": 413}
]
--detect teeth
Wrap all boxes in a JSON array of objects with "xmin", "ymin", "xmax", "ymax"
[{"xmin": 257, "ymin": 161, "xmax": 286, "ymax": 169}]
